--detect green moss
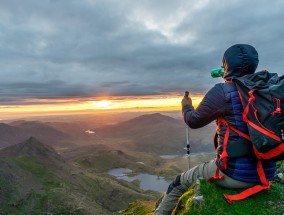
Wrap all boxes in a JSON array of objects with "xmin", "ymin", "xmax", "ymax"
[
  {"xmin": 122, "ymin": 200, "xmax": 156, "ymax": 215},
  {"xmin": 13, "ymin": 156, "xmax": 61, "ymax": 188},
  {"xmin": 177, "ymin": 180, "xmax": 284, "ymax": 215}
]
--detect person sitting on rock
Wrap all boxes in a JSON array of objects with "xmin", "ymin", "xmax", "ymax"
[{"xmin": 154, "ymin": 44, "xmax": 276, "ymax": 215}]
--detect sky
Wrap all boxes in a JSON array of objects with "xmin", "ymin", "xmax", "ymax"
[{"xmin": 1, "ymin": 0, "xmax": 284, "ymax": 118}]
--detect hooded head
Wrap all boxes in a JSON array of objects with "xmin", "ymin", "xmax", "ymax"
[{"xmin": 222, "ymin": 44, "xmax": 259, "ymax": 80}]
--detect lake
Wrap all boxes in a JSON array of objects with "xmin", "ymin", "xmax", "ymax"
[{"xmin": 108, "ymin": 168, "xmax": 171, "ymax": 192}]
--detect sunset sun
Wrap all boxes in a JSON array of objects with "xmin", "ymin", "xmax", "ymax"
[{"xmin": 91, "ymin": 100, "xmax": 113, "ymax": 109}]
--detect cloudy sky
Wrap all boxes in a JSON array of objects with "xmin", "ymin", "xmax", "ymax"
[{"xmin": 1, "ymin": 0, "xmax": 284, "ymax": 115}]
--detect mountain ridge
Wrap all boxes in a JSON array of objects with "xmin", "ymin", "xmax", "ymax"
[
  {"xmin": 0, "ymin": 137, "xmax": 71, "ymax": 175},
  {"xmin": 0, "ymin": 123, "xmax": 30, "ymax": 148}
]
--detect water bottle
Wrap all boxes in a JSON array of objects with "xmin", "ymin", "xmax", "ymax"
[{"xmin": 211, "ymin": 68, "xmax": 224, "ymax": 78}]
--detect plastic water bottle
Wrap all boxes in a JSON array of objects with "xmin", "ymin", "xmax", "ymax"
[{"xmin": 211, "ymin": 68, "xmax": 224, "ymax": 78}]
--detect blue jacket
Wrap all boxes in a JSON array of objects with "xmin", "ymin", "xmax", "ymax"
[{"xmin": 182, "ymin": 44, "xmax": 276, "ymax": 183}]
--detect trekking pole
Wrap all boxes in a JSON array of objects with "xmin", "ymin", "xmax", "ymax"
[
  {"xmin": 183, "ymin": 91, "xmax": 191, "ymax": 170},
  {"xmin": 186, "ymin": 126, "xmax": 191, "ymax": 170}
]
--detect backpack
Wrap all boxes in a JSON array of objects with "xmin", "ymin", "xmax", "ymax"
[
  {"xmin": 210, "ymin": 71, "xmax": 284, "ymax": 204},
  {"xmin": 234, "ymin": 71, "xmax": 284, "ymax": 161}
]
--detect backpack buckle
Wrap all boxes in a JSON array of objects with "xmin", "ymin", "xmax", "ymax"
[{"xmin": 272, "ymin": 98, "xmax": 281, "ymax": 115}]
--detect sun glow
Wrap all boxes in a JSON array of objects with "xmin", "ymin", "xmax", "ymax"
[
  {"xmin": 90, "ymin": 100, "xmax": 113, "ymax": 109},
  {"xmin": 1, "ymin": 95, "xmax": 203, "ymax": 119},
  {"xmin": 88, "ymin": 96, "xmax": 202, "ymax": 111}
]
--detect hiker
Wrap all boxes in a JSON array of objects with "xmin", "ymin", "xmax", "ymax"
[{"xmin": 154, "ymin": 44, "xmax": 277, "ymax": 214}]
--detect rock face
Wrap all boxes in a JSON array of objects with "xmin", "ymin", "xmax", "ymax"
[{"xmin": 275, "ymin": 161, "xmax": 284, "ymax": 186}]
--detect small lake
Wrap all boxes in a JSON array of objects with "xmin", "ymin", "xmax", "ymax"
[{"xmin": 108, "ymin": 168, "xmax": 170, "ymax": 192}]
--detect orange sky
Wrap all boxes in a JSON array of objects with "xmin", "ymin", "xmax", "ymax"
[{"xmin": 0, "ymin": 95, "xmax": 203, "ymax": 120}]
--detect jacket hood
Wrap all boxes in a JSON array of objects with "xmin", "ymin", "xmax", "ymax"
[{"xmin": 222, "ymin": 44, "xmax": 259, "ymax": 80}]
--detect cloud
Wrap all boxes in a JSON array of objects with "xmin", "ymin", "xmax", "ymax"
[
  {"xmin": 0, "ymin": 80, "xmax": 92, "ymax": 97},
  {"xmin": 0, "ymin": 0, "xmax": 284, "ymax": 105}
]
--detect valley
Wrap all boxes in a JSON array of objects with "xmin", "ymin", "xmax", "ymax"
[{"xmin": 0, "ymin": 112, "xmax": 216, "ymax": 214}]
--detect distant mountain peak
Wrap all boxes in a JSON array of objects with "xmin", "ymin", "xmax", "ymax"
[
  {"xmin": 8, "ymin": 120, "xmax": 27, "ymax": 126},
  {"xmin": 125, "ymin": 113, "xmax": 178, "ymax": 124},
  {"xmin": 21, "ymin": 136, "xmax": 48, "ymax": 149},
  {"xmin": 0, "ymin": 137, "xmax": 63, "ymax": 163},
  {"xmin": 147, "ymin": 113, "xmax": 163, "ymax": 116},
  {"xmin": 0, "ymin": 123, "xmax": 14, "ymax": 129},
  {"xmin": 14, "ymin": 120, "xmax": 52, "ymax": 128}
]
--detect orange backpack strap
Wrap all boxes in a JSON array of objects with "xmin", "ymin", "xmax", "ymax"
[
  {"xmin": 208, "ymin": 118, "xmax": 251, "ymax": 182},
  {"xmin": 224, "ymin": 184, "xmax": 269, "ymax": 204},
  {"xmin": 223, "ymin": 159, "xmax": 270, "ymax": 204}
]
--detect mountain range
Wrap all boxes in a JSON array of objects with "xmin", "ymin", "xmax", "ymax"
[
  {"xmin": 1, "ymin": 113, "xmax": 217, "ymax": 155},
  {"xmin": 0, "ymin": 112, "xmax": 219, "ymax": 214}
]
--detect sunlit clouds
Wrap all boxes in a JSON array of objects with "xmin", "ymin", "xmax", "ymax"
[
  {"xmin": 1, "ymin": 0, "xmax": 284, "ymax": 118},
  {"xmin": 1, "ymin": 95, "xmax": 203, "ymax": 119}
]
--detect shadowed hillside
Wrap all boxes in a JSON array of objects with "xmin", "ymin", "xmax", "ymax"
[
  {"xmin": 95, "ymin": 113, "xmax": 181, "ymax": 137},
  {"xmin": 0, "ymin": 123, "xmax": 30, "ymax": 148},
  {"xmin": 12, "ymin": 121, "xmax": 70, "ymax": 146},
  {"xmin": 0, "ymin": 121, "xmax": 70, "ymax": 149}
]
